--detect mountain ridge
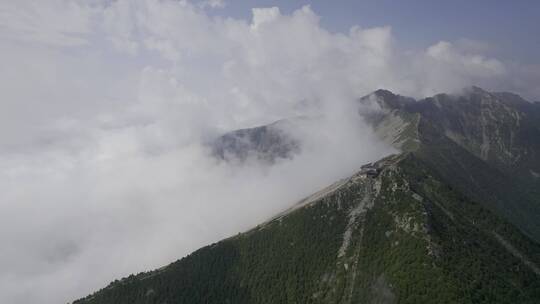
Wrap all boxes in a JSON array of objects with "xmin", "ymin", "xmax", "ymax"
[{"xmin": 73, "ymin": 87, "xmax": 540, "ymax": 304}]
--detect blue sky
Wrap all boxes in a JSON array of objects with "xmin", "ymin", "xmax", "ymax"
[{"xmin": 213, "ymin": 0, "xmax": 540, "ymax": 64}]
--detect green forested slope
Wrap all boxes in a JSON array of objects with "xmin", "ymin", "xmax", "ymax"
[{"xmin": 74, "ymin": 153, "xmax": 540, "ymax": 304}]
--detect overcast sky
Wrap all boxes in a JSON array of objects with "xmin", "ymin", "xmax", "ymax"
[{"xmin": 1, "ymin": 1, "xmax": 539, "ymax": 303}]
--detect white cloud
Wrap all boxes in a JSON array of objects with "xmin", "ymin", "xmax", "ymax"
[
  {"xmin": 199, "ymin": 0, "xmax": 226, "ymax": 9},
  {"xmin": 0, "ymin": 0, "xmax": 95, "ymax": 46},
  {"xmin": 404, "ymin": 40, "xmax": 507, "ymax": 97},
  {"xmin": 251, "ymin": 7, "xmax": 281, "ymax": 30},
  {"xmin": 426, "ymin": 41, "xmax": 505, "ymax": 75},
  {"xmin": 0, "ymin": 1, "xmax": 538, "ymax": 303}
]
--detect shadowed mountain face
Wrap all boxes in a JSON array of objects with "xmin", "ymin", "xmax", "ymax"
[
  {"xmin": 74, "ymin": 87, "xmax": 540, "ymax": 304},
  {"xmin": 363, "ymin": 87, "xmax": 540, "ymax": 241},
  {"xmin": 414, "ymin": 88, "xmax": 540, "ymax": 175},
  {"xmin": 368, "ymin": 87, "xmax": 540, "ymax": 175},
  {"xmin": 210, "ymin": 119, "xmax": 301, "ymax": 164}
]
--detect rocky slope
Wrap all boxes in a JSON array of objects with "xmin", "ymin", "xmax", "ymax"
[{"xmin": 364, "ymin": 87, "xmax": 540, "ymax": 241}]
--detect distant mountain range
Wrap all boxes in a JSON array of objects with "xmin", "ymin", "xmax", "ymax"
[
  {"xmin": 210, "ymin": 118, "xmax": 301, "ymax": 163},
  {"xmin": 74, "ymin": 87, "xmax": 540, "ymax": 304}
]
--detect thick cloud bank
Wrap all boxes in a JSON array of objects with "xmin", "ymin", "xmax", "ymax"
[{"xmin": 0, "ymin": 1, "xmax": 538, "ymax": 303}]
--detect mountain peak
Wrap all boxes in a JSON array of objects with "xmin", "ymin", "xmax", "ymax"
[
  {"xmin": 457, "ymin": 86, "xmax": 532, "ymax": 108},
  {"xmin": 464, "ymin": 85, "xmax": 489, "ymax": 94},
  {"xmin": 372, "ymin": 88, "xmax": 397, "ymax": 99},
  {"xmin": 361, "ymin": 89, "xmax": 415, "ymax": 111}
]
